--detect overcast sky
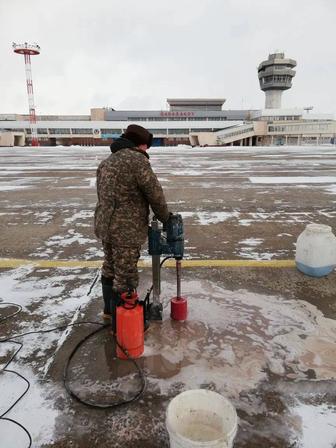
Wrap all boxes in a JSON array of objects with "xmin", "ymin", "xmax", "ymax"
[{"xmin": 1, "ymin": 0, "xmax": 335, "ymax": 115}]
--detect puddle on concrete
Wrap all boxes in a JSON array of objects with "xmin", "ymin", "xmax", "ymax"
[
  {"xmin": 2, "ymin": 268, "xmax": 336, "ymax": 447},
  {"xmin": 136, "ymin": 279, "xmax": 336, "ymax": 398},
  {"xmin": 61, "ymin": 277, "xmax": 336, "ymax": 446}
]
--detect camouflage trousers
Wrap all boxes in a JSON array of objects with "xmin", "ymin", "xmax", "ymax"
[{"xmin": 102, "ymin": 241, "xmax": 141, "ymax": 292}]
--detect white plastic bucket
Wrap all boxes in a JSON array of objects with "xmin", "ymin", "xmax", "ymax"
[
  {"xmin": 166, "ymin": 389, "xmax": 238, "ymax": 448},
  {"xmin": 295, "ymin": 223, "xmax": 336, "ymax": 277}
]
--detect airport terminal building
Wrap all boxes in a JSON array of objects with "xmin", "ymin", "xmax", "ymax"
[
  {"xmin": 1, "ymin": 53, "xmax": 335, "ymax": 147},
  {"xmin": 0, "ymin": 98, "xmax": 251, "ymax": 147},
  {"xmin": 0, "ymin": 98, "xmax": 334, "ymax": 148}
]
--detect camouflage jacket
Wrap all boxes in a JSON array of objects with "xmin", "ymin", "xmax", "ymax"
[{"xmin": 94, "ymin": 139, "xmax": 169, "ymax": 247}]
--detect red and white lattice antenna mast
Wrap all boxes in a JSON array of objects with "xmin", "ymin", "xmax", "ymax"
[{"xmin": 13, "ymin": 42, "xmax": 41, "ymax": 147}]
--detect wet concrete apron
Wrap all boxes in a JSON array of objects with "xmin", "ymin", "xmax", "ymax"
[
  {"xmin": 0, "ymin": 146, "xmax": 336, "ymax": 447},
  {"xmin": 39, "ymin": 267, "xmax": 336, "ymax": 448}
]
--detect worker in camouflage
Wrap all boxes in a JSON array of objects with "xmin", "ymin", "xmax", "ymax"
[{"xmin": 94, "ymin": 124, "xmax": 170, "ymax": 328}]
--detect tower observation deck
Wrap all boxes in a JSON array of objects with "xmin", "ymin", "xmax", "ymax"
[{"xmin": 258, "ymin": 52, "xmax": 296, "ymax": 109}]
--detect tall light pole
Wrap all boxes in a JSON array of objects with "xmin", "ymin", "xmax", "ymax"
[{"xmin": 13, "ymin": 42, "xmax": 40, "ymax": 146}]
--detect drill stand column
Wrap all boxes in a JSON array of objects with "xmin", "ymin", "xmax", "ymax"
[
  {"xmin": 150, "ymin": 253, "xmax": 163, "ymax": 320},
  {"xmin": 148, "ymin": 214, "xmax": 185, "ymax": 321}
]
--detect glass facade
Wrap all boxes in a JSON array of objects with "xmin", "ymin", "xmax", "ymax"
[
  {"xmin": 262, "ymin": 75, "xmax": 292, "ymax": 84},
  {"xmin": 120, "ymin": 116, "xmax": 229, "ymax": 122},
  {"xmin": 101, "ymin": 129, "xmax": 122, "ymax": 134},
  {"xmin": 147, "ymin": 129, "xmax": 167, "ymax": 135},
  {"xmin": 268, "ymin": 123, "xmax": 333, "ymax": 133},
  {"xmin": 71, "ymin": 128, "xmax": 93, "ymax": 134},
  {"xmin": 49, "ymin": 128, "xmax": 71, "ymax": 134},
  {"xmin": 168, "ymin": 129, "xmax": 189, "ymax": 134}
]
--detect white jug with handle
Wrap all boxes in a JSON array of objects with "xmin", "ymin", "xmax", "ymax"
[{"xmin": 295, "ymin": 223, "xmax": 336, "ymax": 277}]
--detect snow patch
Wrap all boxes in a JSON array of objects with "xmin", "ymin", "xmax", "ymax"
[
  {"xmin": 291, "ymin": 403, "xmax": 336, "ymax": 448},
  {"xmin": 250, "ymin": 176, "xmax": 336, "ymax": 184}
]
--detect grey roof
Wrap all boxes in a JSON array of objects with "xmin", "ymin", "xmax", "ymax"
[{"xmin": 167, "ymin": 98, "xmax": 226, "ymax": 105}]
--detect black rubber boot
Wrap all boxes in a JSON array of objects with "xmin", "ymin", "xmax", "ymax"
[
  {"xmin": 101, "ymin": 275, "xmax": 113, "ymax": 318},
  {"xmin": 111, "ymin": 288, "xmax": 121, "ymax": 335}
]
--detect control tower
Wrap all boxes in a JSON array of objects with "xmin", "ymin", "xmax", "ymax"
[{"xmin": 258, "ymin": 52, "xmax": 296, "ymax": 109}]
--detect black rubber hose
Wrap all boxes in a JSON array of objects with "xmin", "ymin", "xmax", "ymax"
[
  {"xmin": 0, "ymin": 302, "xmax": 32, "ymax": 448},
  {"xmin": 63, "ymin": 325, "xmax": 146, "ymax": 409},
  {"xmin": 0, "ymin": 257, "xmax": 172, "ymax": 444},
  {"xmin": 0, "ymin": 302, "xmax": 22, "ymax": 323}
]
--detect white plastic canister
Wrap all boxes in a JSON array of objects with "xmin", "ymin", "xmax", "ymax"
[
  {"xmin": 166, "ymin": 389, "xmax": 238, "ymax": 448},
  {"xmin": 295, "ymin": 223, "xmax": 336, "ymax": 277}
]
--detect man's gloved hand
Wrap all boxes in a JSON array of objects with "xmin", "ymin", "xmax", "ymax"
[{"xmin": 162, "ymin": 212, "xmax": 174, "ymax": 232}]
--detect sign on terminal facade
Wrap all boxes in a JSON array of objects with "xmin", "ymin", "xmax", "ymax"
[{"xmin": 160, "ymin": 111, "xmax": 195, "ymax": 117}]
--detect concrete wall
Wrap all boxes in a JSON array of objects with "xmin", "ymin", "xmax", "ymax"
[
  {"xmin": 189, "ymin": 132, "xmax": 217, "ymax": 146},
  {"xmin": 254, "ymin": 121, "xmax": 267, "ymax": 135},
  {"xmin": 0, "ymin": 132, "xmax": 14, "ymax": 146},
  {"xmin": 265, "ymin": 90, "xmax": 282, "ymax": 109},
  {"xmin": 90, "ymin": 108, "xmax": 105, "ymax": 121},
  {"xmin": 0, "ymin": 132, "xmax": 25, "ymax": 147}
]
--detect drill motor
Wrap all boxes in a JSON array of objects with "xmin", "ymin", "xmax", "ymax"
[
  {"xmin": 148, "ymin": 213, "xmax": 184, "ymax": 259},
  {"xmin": 147, "ymin": 214, "xmax": 186, "ymax": 321}
]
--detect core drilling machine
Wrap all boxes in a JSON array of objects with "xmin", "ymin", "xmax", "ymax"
[{"xmin": 147, "ymin": 213, "xmax": 187, "ymax": 321}]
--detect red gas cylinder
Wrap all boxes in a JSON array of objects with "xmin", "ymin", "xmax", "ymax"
[
  {"xmin": 116, "ymin": 291, "xmax": 144, "ymax": 360},
  {"xmin": 171, "ymin": 296, "xmax": 188, "ymax": 321}
]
